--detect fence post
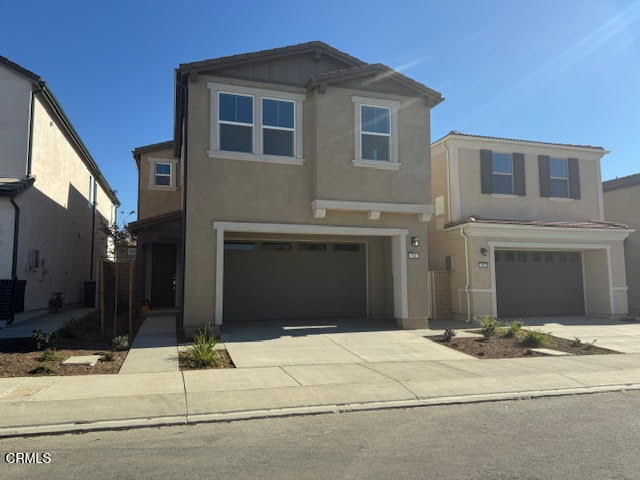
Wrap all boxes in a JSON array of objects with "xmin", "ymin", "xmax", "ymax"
[
  {"xmin": 128, "ymin": 259, "xmax": 133, "ymax": 337},
  {"xmin": 99, "ymin": 260, "xmax": 104, "ymax": 336}
]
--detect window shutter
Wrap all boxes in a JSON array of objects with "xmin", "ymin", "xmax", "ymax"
[
  {"xmin": 568, "ymin": 158, "xmax": 581, "ymax": 199},
  {"xmin": 480, "ymin": 150, "xmax": 493, "ymax": 194},
  {"xmin": 513, "ymin": 153, "xmax": 526, "ymax": 196},
  {"xmin": 538, "ymin": 155, "xmax": 550, "ymax": 197}
]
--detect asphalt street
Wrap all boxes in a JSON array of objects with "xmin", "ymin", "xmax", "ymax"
[{"xmin": 2, "ymin": 391, "xmax": 640, "ymax": 479}]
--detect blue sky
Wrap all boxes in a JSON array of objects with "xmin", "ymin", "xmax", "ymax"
[{"xmin": 1, "ymin": 0, "xmax": 639, "ymax": 216}]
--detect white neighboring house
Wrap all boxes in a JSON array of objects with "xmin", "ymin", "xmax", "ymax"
[{"xmin": 0, "ymin": 55, "xmax": 119, "ymax": 325}]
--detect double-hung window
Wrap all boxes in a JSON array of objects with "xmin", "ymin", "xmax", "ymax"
[
  {"xmin": 262, "ymin": 98, "xmax": 294, "ymax": 157},
  {"xmin": 491, "ymin": 152, "xmax": 514, "ymax": 195},
  {"xmin": 154, "ymin": 163, "xmax": 171, "ymax": 186},
  {"xmin": 549, "ymin": 157, "xmax": 569, "ymax": 197},
  {"xmin": 361, "ymin": 105, "xmax": 390, "ymax": 161},
  {"xmin": 219, "ymin": 93, "xmax": 253, "ymax": 153}
]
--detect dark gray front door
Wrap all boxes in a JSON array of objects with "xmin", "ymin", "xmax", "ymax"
[
  {"xmin": 151, "ymin": 243, "xmax": 176, "ymax": 308},
  {"xmin": 495, "ymin": 250, "xmax": 585, "ymax": 317}
]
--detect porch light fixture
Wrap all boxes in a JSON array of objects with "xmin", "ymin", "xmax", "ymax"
[
  {"xmin": 480, "ymin": 248, "xmax": 488, "ymax": 256},
  {"xmin": 411, "ymin": 237, "xmax": 420, "ymax": 247}
]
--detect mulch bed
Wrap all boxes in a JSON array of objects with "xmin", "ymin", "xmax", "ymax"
[
  {"xmin": 0, "ymin": 310, "xmax": 145, "ymax": 377},
  {"xmin": 429, "ymin": 331, "xmax": 618, "ymax": 359},
  {"xmin": 178, "ymin": 349, "xmax": 235, "ymax": 370}
]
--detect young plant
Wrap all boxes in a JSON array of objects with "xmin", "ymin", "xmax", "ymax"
[
  {"xmin": 570, "ymin": 337, "xmax": 583, "ymax": 348},
  {"xmin": 101, "ymin": 351, "xmax": 115, "ymax": 362},
  {"xmin": 30, "ymin": 364, "xmax": 56, "ymax": 375},
  {"xmin": 443, "ymin": 329, "xmax": 457, "ymax": 342},
  {"xmin": 112, "ymin": 335, "xmax": 129, "ymax": 351},
  {"xmin": 58, "ymin": 317, "xmax": 82, "ymax": 338},
  {"xmin": 520, "ymin": 329, "xmax": 550, "ymax": 348},
  {"xmin": 32, "ymin": 329, "xmax": 56, "ymax": 351},
  {"xmin": 503, "ymin": 321, "xmax": 523, "ymax": 338},
  {"xmin": 583, "ymin": 339, "xmax": 597, "ymax": 351},
  {"xmin": 479, "ymin": 315, "xmax": 501, "ymax": 338},
  {"xmin": 188, "ymin": 333, "xmax": 221, "ymax": 368},
  {"xmin": 193, "ymin": 323, "xmax": 216, "ymax": 342},
  {"xmin": 37, "ymin": 349, "xmax": 63, "ymax": 363}
]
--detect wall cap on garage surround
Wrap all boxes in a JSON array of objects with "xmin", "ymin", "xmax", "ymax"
[
  {"xmin": 448, "ymin": 222, "xmax": 633, "ymax": 242},
  {"xmin": 311, "ymin": 199, "xmax": 434, "ymax": 222}
]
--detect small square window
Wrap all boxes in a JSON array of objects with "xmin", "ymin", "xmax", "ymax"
[{"xmin": 154, "ymin": 163, "xmax": 172, "ymax": 186}]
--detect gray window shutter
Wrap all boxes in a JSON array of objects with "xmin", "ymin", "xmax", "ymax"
[
  {"xmin": 568, "ymin": 158, "xmax": 581, "ymax": 199},
  {"xmin": 538, "ymin": 155, "xmax": 550, "ymax": 197},
  {"xmin": 513, "ymin": 153, "xmax": 526, "ymax": 196},
  {"xmin": 480, "ymin": 150, "xmax": 492, "ymax": 194}
]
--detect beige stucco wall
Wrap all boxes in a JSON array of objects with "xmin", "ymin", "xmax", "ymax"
[
  {"xmin": 136, "ymin": 147, "xmax": 182, "ymax": 219},
  {"xmin": 457, "ymin": 147, "xmax": 602, "ymax": 221},
  {"xmin": 604, "ymin": 184, "xmax": 640, "ymax": 313},
  {"xmin": 0, "ymin": 198, "xmax": 14, "ymax": 278},
  {"xmin": 182, "ymin": 75, "xmax": 432, "ymax": 331},
  {"xmin": 0, "ymin": 64, "xmax": 30, "ymax": 178},
  {"xmin": 15, "ymin": 97, "xmax": 115, "ymax": 311}
]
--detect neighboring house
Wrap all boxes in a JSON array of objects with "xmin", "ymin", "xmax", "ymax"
[
  {"xmin": 0, "ymin": 56, "xmax": 119, "ymax": 324},
  {"xmin": 429, "ymin": 131, "xmax": 631, "ymax": 321},
  {"xmin": 603, "ymin": 173, "xmax": 640, "ymax": 314},
  {"xmin": 129, "ymin": 41, "xmax": 443, "ymax": 334}
]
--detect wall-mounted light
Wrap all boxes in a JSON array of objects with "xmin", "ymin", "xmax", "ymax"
[
  {"xmin": 480, "ymin": 247, "xmax": 488, "ymax": 256},
  {"xmin": 411, "ymin": 237, "xmax": 420, "ymax": 248}
]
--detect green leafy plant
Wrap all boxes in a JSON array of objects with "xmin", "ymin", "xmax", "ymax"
[
  {"xmin": 503, "ymin": 321, "xmax": 523, "ymax": 338},
  {"xmin": 112, "ymin": 335, "xmax": 129, "ymax": 351},
  {"xmin": 443, "ymin": 329, "xmax": 457, "ymax": 342},
  {"xmin": 58, "ymin": 317, "xmax": 82, "ymax": 338},
  {"xmin": 30, "ymin": 364, "xmax": 56, "ymax": 375},
  {"xmin": 37, "ymin": 349, "xmax": 63, "ymax": 363},
  {"xmin": 570, "ymin": 337, "xmax": 583, "ymax": 348},
  {"xmin": 32, "ymin": 329, "xmax": 56, "ymax": 351},
  {"xmin": 193, "ymin": 323, "xmax": 216, "ymax": 342},
  {"xmin": 478, "ymin": 315, "xmax": 501, "ymax": 338},
  {"xmin": 101, "ymin": 352, "xmax": 115, "ymax": 362},
  {"xmin": 520, "ymin": 329, "xmax": 550, "ymax": 348},
  {"xmin": 188, "ymin": 333, "xmax": 221, "ymax": 368}
]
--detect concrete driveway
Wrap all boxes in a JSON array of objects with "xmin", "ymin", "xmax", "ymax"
[
  {"xmin": 522, "ymin": 316, "xmax": 640, "ymax": 354},
  {"xmin": 221, "ymin": 319, "xmax": 472, "ymax": 367}
]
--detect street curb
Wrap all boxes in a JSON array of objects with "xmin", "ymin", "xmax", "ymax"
[{"xmin": 2, "ymin": 383, "xmax": 640, "ymax": 438}]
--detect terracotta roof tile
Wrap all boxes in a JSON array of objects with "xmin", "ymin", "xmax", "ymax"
[{"xmin": 602, "ymin": 172, "xmax": 640, "ymax": 192}]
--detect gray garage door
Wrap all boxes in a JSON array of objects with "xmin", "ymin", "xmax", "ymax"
[
  {"xmin": 495, "ymin": 250, "xmax": 585, "ymax": 317},
  {"xmin": 223, "ymin": 241, "xmax": 367, "ymax": 322}
]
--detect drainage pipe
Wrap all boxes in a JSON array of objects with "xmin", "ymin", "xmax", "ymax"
[
  {"xmin": 8, "ymin": 195, "xmax": 20, "ymax": 324},
  {"xmin": 460, "ymin": 227, "xmax": 471, "ymax": 323}
]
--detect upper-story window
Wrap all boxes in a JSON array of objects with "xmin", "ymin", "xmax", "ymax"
[
  {"xmin": 491, "ymin": 152, "xmax": 513, "ymax": 195},
  {"xmin": 219, "ymin": 93, "xmax": 253, "ymax": 153},
  {"xmin": 352, "ymin": 96, "xmax": 400, "ymax": 170},
  {"xmin": 361, "ymin": 105, "xmax": 390, "ymax": 161},
  {"xmin": 208, "ymin": 82, "xmax": 305, "ymax": 165},
  {"xmin": 148, "ymin": 157, "xmax": 178, "ymax": 190},
  {"xmin": 154, "ymin": 163, "xmax": 172, "ymax": 186},
  {"xmin": 549, "ymin": 157, "xmax": 569, "ymax": 197},
  {"xmin": 262, "ymin": 98, "xmax": 294, "ymax": 157}
]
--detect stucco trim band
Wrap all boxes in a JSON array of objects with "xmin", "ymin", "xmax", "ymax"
[{"xmin": 311, "ymin": 199, "xmax": 434, "ymax": 222}]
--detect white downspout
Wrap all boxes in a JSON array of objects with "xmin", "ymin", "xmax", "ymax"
[
  {"xmin": 443, "ymin": 141, "xmax": 452, "ymax": 221},
  {"xmin": 460, "ymin": 227, "xmax": 471, "ymax": 323}
]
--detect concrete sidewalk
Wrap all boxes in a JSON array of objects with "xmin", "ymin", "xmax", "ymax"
[
  {"xmin": 2, "ymin": 353, "xmax": 640, "ymax": 437},
  {"xmin": 119, "ymin": 315, "xmax": 179, "ymax": 374}
]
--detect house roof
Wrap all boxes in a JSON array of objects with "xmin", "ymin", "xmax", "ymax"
[
  {"xmin": 128, "ymin": 209, "xmax": 182, "ymax": 232},
  {"xmin": 0, "ymin": 55, "xmax": 120, "ymax": 206},
  {"xmin": 132, "ymin": 140, "xmax": 174, "ymax": 166},
  {"xmin": 0, "ymin": 177, "xmax": 35, "ymax": 197},
  {"xmin": 433, "ymin": 131, "xmax": 606, "ymax": 151},
  {"xmin": 444, "ymin": 215, "xmax": 629, "ymax": 230},
  {"xmin": 307, "ymin": 63, "xmax": 444, "ymax": 106},
  {"xmin": 602, "ymin": 172, "xmax": 640, "ymax": 192}
]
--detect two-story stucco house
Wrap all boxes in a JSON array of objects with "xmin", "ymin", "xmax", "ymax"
[
  {"xmin": 0, "ymin": 56, "xmax": 119, "ymax": 325},
  {"xmin": 603, "ymin": 173, "xmax": 640, "ymax": 314},
  {"xmin": 428, "ymin": 132, "xmax": 632, "ymax": 321},
  {"xmin": 129, "ymin": 41, "xmax": 443, "ymax": 334}
]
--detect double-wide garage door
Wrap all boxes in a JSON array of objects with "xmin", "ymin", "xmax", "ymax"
[
  {"xmin": 495, "ymin": 250, "xmax": 585, "ymax": 317},
  {"xmin": 223, "ymin": 241, "xmax": 367, "ymax": 322}
]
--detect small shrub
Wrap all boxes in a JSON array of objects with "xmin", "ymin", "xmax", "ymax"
[
  {"xmin": 102, "ymin": 352, "xmax": 114, "ymax": 362},
  {"xmin": 112, "ymin": 335, "xmax": 129, "ymax": 351},
  {"xmin": 520, "ymin": 329, "xmax": 550, "ymax": 348},
  {"xmin": 570, "ymin": 337, "xmax": 583, "ymax": 348},
  {"xmin": 32, "ymin": 329, "xmax": 56, "ymax": 351},
  {"xmin": 193, "ymin": 323, "xmax": 216, "ymax": 342},
  {"xmin": 30, "ymin": 364, "xmax": 56, "ymax": 375},
  {"xmin": 443, "ymin": 329, "xmax": 457, "ymax": 342},
  {"xmin": 583, "ymin": 339, "xmax": 597, "ymax": 351},
  {"xmin": 58, "ymin": 317, "xmax": 82, "ymax": 338},
  {"xmin": 503, "ymin": 321, "xmax": 523, "ymax": 338},
  {"xmin": 188, "ymin": 333, "xmax": 221, "ymax": 368},
  {"xmin": 478, "ymin": 315, "xmax": 501, "ymax": 338},
  {"xmin": 38, "ymin": 349, "xmax": 62, "ymax": 363}
]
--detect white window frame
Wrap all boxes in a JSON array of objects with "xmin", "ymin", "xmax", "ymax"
[
  {"xmin": 207, "ymin": 82, "xmax": 305, "ymax": 166},
  {"xmin": 352, "ymin": 95, "xmax": 400, "ymax": 171},
  {"xmin": 218, "ymin": 91, "xmax": 254, "ymax": 154},
  {"xmin": 549, "ymin": 157, "xmax": 569, "ymax": 198},
  {"xmin": 148, "ymin": 157, "xmax": 178, "ymax": 190},
  {"xmin": 261, "ymin": 97, "xmax": 296, "ymax": 158},
  {"xmin": 491, "ymin": 151, "xmax": 514, "ymax": 195}
]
